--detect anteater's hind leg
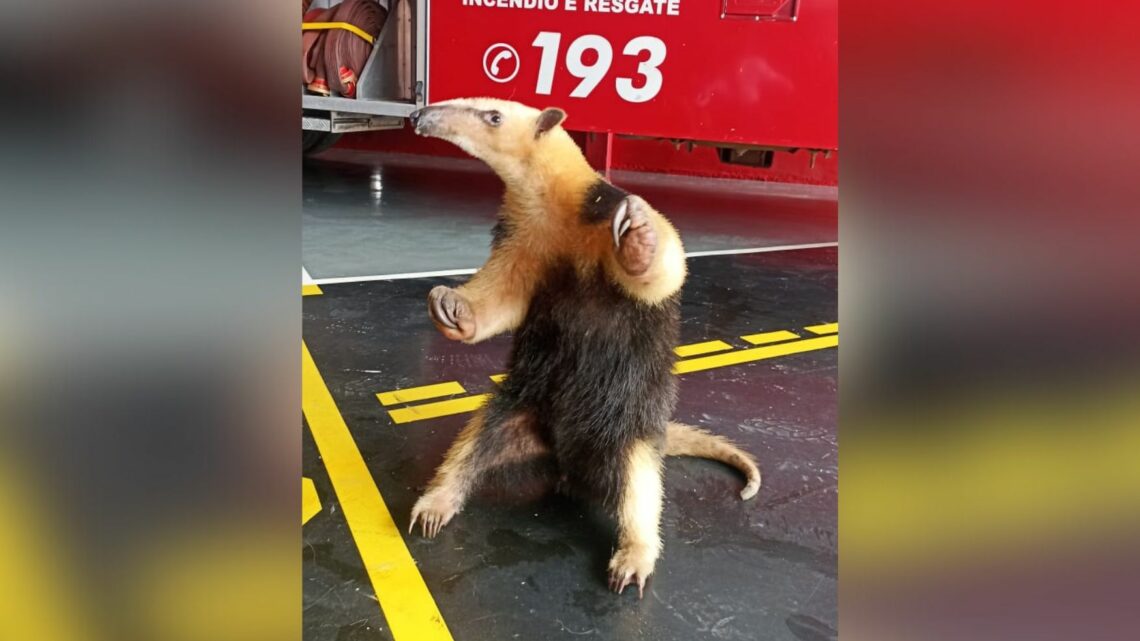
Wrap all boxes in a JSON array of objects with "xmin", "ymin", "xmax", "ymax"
[
  {"xmin": 607, "ymin": 439, "xmax": 664, "ymax": 598},
  {"xmin": 410, "ymin": 406, "xmax": 546, "ymax": 537}
]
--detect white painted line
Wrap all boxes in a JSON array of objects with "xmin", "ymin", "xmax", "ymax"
[
  {"xmin": 683, "ymin": 241, "xmax": 837, "ymax": 258},
  {"xmin": 309, "ymin": 242, "xmax": 837, "ymax": 286},
  {"xmin": 303, "ymin": 266, "xmax": 316, "ymax": 286},
  {"xmin": 313, "ymin": 267, "xmax": 478, "ymax": 285}
]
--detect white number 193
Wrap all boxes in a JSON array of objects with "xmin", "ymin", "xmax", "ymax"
[{"xmin": 531, "ymin": 32, "xmax": 666, "ymax": 103}]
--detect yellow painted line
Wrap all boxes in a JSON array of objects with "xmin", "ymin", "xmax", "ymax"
[
  {"xmin": 673, "ymin": 335, "xmax": 838, "ymax": 375},
  {"xmin": 302, "ymin": 284, "xmax": 323, "ymax": 296},
  {"xmin": 378, "ymin": 381, "xmax": 466, "ymax": 406},
  {"xmin": 303, "ymin": 342, "xmax": 453, "ymax": 641},
  {"xmin": 843, "ymin": 387, "xmax": 1140, "ymax": 576},
  {"xmin": 0, "ymin": 456, "xmax": 93, "ymax": 641},
  {"xmin": 302, "ymin": 477, "xmax": 321, "ymax": 525},
  {"xmin": 805, "ymin": 322, "xmax": 838, "ymax": 335},
  {"xmin": 674, "ymin": 340, "xmax": 733, "ymax": 357},
  {"xmin": 388, "ymin": 394, "xmax": 490, "ymax": 424},
  {"xmin": 741, "ymin": 330, "xmax": 800, "ymax": 345},
  {"xmin": 386, "ymin": 325, "xmax": 839, "ymax": 423}
]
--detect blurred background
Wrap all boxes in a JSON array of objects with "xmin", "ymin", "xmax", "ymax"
[
  {"xmin": 0, "ymin": 1, "xmax": 300, "ymax": 640},
  {"xmin": 841, "ymin": 1, "xmax": 1140, "ymax": 640},
  {"xmin": 0, "ymin": 0, "xmax": 1137, "ymax": 639}
]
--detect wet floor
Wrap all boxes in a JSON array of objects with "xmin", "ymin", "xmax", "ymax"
[
  {"xmin": 302, "ymin": 150, "xmax": 837, "ymax": 641},
  {"xmin": 303, "ymin": 149, "xmax": 837, "ymax": 279}
]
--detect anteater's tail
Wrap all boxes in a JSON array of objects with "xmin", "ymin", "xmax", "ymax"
[{"xmin": 665, "ymin": 422, "xmax": 761, "ymax": 500}]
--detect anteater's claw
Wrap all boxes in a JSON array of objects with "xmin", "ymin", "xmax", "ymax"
[{"xmin": 612, "ymin": 200, "xmax": 628, "ymax": 248}]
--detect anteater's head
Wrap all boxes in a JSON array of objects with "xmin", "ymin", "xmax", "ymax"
[{"xmin": 408, "ymin": 98, "xmax": 568, "ymax": 174}]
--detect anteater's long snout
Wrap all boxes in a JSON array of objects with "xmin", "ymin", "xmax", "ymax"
[{"xmin": 408, "ymin": 106, "xmax": 446, "ymax": 135}]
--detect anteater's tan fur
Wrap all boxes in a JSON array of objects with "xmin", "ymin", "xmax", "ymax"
[{"xmin": 406, "ymin": 98, "xmax": 760, "ymax": 596}]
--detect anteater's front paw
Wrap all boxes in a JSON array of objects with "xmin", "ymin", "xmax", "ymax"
[
  {"xmin": 607, "ymin": 544, "xmax": 658, "ymax": 598},
  {"xmin": 409, "ymin": 490, "xmax": 460, "ymax": 538},
  {"xmin": 428, "ymin": 286, "xmax": 475, "ymax": 341},
  {"xmin": 611, "ymin": 196, "xmax": 657, "ymax": 276}
]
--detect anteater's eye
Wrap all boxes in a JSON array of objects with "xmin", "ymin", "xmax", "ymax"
[{"xmin": 485, "ymin": 111, "xmax": 503, "ymax": 127}]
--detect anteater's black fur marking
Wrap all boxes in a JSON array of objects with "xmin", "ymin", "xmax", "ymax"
[
  {"xmin": 472, "ymin": 260, "xmax": 680, "ymax": 510},
  {"xmin": 581, "ymin": 180, "xmax": 630, "ymax": 224},
  {"xmin": 490, "ymin": 216, "xmax": 513, "ymax": 249}
]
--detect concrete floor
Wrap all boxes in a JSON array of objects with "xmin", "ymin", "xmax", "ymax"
[
  {"xmin": 302, "ymin": 149, "xmax": 838, "ymax": 641},
  {"xmin": 303, "ymin": 149, "xmax": 836, "ymax": 279}
]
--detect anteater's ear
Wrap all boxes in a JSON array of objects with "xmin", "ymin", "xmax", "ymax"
[{"xmin": 535, "ymin": 108, "xmax": 566, "ymax": 138}]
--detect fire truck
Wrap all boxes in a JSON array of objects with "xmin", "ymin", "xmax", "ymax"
[{"xmin": 302, "ymin": 0, "xmax": 837, "ymax": 170}]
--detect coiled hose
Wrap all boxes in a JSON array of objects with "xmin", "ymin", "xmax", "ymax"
[{"xmin": 302, "ymin": 0, "xmax": 387, "ymax": 98}]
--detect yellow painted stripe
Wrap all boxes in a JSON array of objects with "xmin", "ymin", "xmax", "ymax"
[
  {"xmin": 674, "ymin": 340, "xmax": 733, "ymax": 357},
  {"xmin": 302, "ymin": 477, "xmax": 321, "ymax": 525},
  {"xmin": 386, "ymin": 327, "xmax": 838, "ymax": 423},
  {"xmin": 303, "ymin": 342, "xmax": 453, "ymax": 641},
  {"xmin": 389, "ymin": 394, "xmax": 491, "ymax": 424},
  {"xmin": 0, "ymin": 456, "xmax": 93, "ymax": 641},
  {"xmin": 843, "ymin": 388, "xmax": 1140, "ymax": 575},
  {"xmin": 378, "ymin": 381, "xmax": 466, "ymax": 406},
  {"xmin": 302, "ymin": 284, "xmax": 323, "ymax": 296},
  {"xmin": 805, "ymin": 322, "xmax": 838, "ymax": 335},
  {"xmin": 673, "ymin": 335, "xmax": 838, "ymax": 374},
  {"xmin": 741, "ymin": 330, "xmax": 800, "ymax": 345}
]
